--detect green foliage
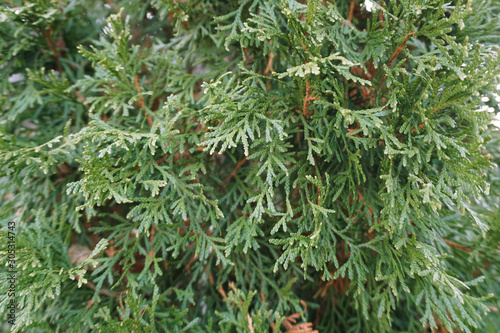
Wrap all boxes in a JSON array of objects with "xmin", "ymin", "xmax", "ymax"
[{"xmin": 1, "ymin": 0, "xmax": 499, "ymax": 332}]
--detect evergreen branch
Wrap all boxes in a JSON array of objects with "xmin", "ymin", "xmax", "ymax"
[
  {"xmin": 1, "ymin": 1, "xmax": 499, "ymax": 331},
  {"xmin": 75, "ymin": 276, "xmax": 120, "ymax": 299}
]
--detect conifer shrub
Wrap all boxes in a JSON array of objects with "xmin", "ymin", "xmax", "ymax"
[{"xmin": 1, "ymin": 0, "xmax": 499, "ymax": 332}]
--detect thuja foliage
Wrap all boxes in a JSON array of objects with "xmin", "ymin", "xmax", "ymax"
[{"xmin": 1, "ymin": 0, "xmax": 499, "ymax": 331}]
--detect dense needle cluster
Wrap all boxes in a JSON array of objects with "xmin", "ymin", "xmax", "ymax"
[{"xmin": 0, "ymin": 0, "xmax": 499, "ymax": 332}]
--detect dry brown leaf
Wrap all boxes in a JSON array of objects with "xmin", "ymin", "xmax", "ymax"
[
  {"xmin": 286, "ymin": 322, "xmax": 318, "ymax": 333},
  {"xmin": 300, "ymin": 300, "xmax": 307, "ymax": 314},
  {"xmin": 247, "ymin": 314, "xmax": 255, "ymax": 333},
  {"xmin": 282, "ymin": 313, "xmax": 301, "ymax": 330},
  {"xmin": 283, "ymin": 313, "xmax": 318, "ymax": 333},
  {"xmin": 217, "ymin": 285, "xmax": 227, "ymax": 300}
]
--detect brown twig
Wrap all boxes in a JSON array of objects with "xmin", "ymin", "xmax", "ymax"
[
  {"xmin": 442, "ymin": 238, "xmax": 473, "ymax": 252},
  {"xmin": 223, "ymin": 156, "xmax": 247, "ymax": 185},
  {"xmin": 387, "ymin": 31, "xmax": 414, "ymax": 68},
  {"xmin": 134, "ymin": 75, "xmax": 154, "ymax": 128},
  {"xmin": 303, "ymin": 79, "xmax": 319, "ymax": 117},
  {"xmin": 184, "ymin": 253, "xmax": 197, "ymax": 272},
  {"xmin": 139, "ymin": 307, "xmax": 147, "ymax": 319},
  {"xmin": 74, "ymin": 91, "xmax": 86, "ymax": 104},
  {"xmin": 155, "ymin": 155, "xmax": 169, "ymax": 164},
  {"xmin": 147, "ymin": 226, "xmax": 157, "ymax": 260},
  {"xmin": 348, "ymin": 0, "xmax": 355, "ymax": 23},
  {"xmin": 474, "ymin": 261, "xmax": 491, "ymax": 278},
  {"xmin": 119, "ymin": 290, "xmax": 127, "ymax": 312},
  {"xmin": 378, "ymin": 0, "xmax": 385, "ymax": 27},
  {"xmin": 442, "ymin": 238, "xmax": 491, "ymax": 279},
  {"xmin": 264, "ymin": 52, "xmax": 275, "ymax": 90},
  {"xmin": 379, "ymin": 30, "xmax": 414, "ymax": 87},
  {"xmin": 411, "ymin": 122, "xmax": 426, "ymax": 132},
  {"xmin": 42, "ymin": 28, "xmax": 63, "ymax": 73},
  {"xmin": 75, "ymin": 275, "xmax": 124, "ymax": 298},
  {"xmin": 264, "ymin": 53, "xmax": 275, "ymax": 76}
]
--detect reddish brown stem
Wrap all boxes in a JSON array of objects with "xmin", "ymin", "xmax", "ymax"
[
  {"xmin": 379, "ymin": 31, "xmax": 414, "ymax": 87},
  {"xmin": 223, "ymin": 156, "xmax": 248, "ymax": 185},
  {"xmin": 263, "ymin": 53, "xmax": 275, "ymax": 76},
  {"xmin": 303, "ymin": 79, "xmax": 319, "ymax": 117},
  {"xmin": 378, "ymin": 0, "xmax": 385, "ymax": 27},
  {"xmin": 147, "ymin": 226, "xmax": 156, "ymax": 260},
  {"xmin": 473, "ymin": 261, "xmax": 491, "ymax": 278},
  {"xmin": 75, "ymin": 275, "xmax": 125, "ymax": 298},
  {"xmin": 42, "ymin": 28, "xmax": 63, "ymax": 73},
  {"xmin": 387, "ymin": 31, "xmax": 414, "ymax": 68},
  {"xmin": 134, "ymin": 75, "xmax": 154, "ymax": 128},
  {"xmin": 348, "ymin": 0, "xmax": 355, "ymax": 23},
  {"xmin": 155, "ymin": 154, "xmax": 169, "ymax": 164},
  {"xmin": 411, "ymin": 122, "xmax": 426, "ymax": 132},
  {"xmin": 442, "ymin": 238, "xmax": 473, "ymax": 252},
  {"xmin": 74, "ymin": 91, "xmax": 86, "ymax": 103}
]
